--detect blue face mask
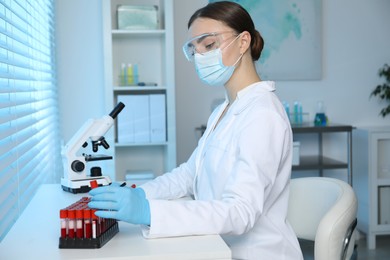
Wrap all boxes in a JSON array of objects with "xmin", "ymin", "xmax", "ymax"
[{"xmin": 194, "ymin": 36, "xmax": 243, "ymax": 87}]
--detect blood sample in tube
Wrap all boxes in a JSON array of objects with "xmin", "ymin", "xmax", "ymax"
[
  {"xmin": 91, "ymin": 209, "xmax": 100, "ymax": 239},
  {"xmin": 84, "ymin": 209, "xmax": 92, "ymax": 239},
  {"xmin": 76, "ymin": 209, "xmax": 84, "ymax": 239},
  {"xmin": 90, "ymin": 180, "xmax": 98, "ymax": 189},
  {"xmin": 68, "ymin": 209, "xmax": 75, "ymax": 238},
  {"xmin": 60, "ymin": 209, "xmax": 68, "ymax": 238}
]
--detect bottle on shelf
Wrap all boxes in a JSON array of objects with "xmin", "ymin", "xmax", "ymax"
[
  {"xmin": 120, "ymin": 63, "xmax": 127, "ymax": 86},
  {"xmin": 127, "ymin": 63, "xmax": 134, "ymax": 85},
  {"xmin": 314, "ymin": 101, "xmax": 328, "ymax": 126}
]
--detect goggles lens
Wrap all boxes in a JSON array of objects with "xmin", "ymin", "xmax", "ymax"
[{"xmin": 182, "ymin": 31, "xmax": 236, "ymax": 61}]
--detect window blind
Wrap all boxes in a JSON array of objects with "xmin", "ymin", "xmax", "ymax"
[{"xmin": 0, "ymin": 0, "xmax": 61, "ymax": 241}]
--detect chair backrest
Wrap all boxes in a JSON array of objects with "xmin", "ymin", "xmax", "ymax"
[{"xmin": 287, "ymin": 177, "xmax": 357, "ymax": 260}]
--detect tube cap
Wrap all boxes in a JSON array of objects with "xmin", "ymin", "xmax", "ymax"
[
  {"xmin": 83, "ymin": 209, "xmax": 91, "ymax": 219},
  {"xmin": 60, "ymin": 209, "xmax": 68, "ymax": 218},
  {"xmin": 68, "ymin": 209, "xmax": 75, "ymax": 219},
  {"xmin": 91, "ymin": 209, "xmax": 98, "ymax": 219},
  {"xmin": 90, "ymin": 180, "xmax": 98, "ymax": 189},
  {"xmin": 76, "ymin": 209, "xmax": 83, "ymax": 219}
]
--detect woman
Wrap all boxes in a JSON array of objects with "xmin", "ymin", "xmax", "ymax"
[{"xmin": 89, "ymin": 1, "xmax": 303, "ymax": 259}]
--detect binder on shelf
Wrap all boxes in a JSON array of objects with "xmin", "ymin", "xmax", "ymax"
[
  {"xmin": 117, "ymin": 95, "xmax": 134, "ymax": 143},
  {"xmin": 133, "ymin": 95, "xmax": 150, "ymax": 143},
  {"xmin": 149, "ymin": 94, "xmax": 166, "ymax": 142},
  {"xmin": 117, "ymin": 94, "xmax": 166, "ymax": 144}
]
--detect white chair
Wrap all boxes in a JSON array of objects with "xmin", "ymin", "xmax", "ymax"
[{"xmin": 287, "ymin": 177, "xmax": 358, "ymax": 260}]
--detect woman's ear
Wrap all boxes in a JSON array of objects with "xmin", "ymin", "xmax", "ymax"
[{"xmin": 239, "ymin": 31, "xmax": 251, "ymax": 54}]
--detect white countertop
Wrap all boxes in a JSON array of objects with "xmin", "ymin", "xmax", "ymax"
[{"xmin": 0, "ymin": 184, "xmax": 231, "ymax": 260}]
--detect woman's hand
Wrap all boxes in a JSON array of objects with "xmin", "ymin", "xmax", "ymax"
[{"xmin": 88, "ymin": 183, "xmax": 150, "ymax": 225}]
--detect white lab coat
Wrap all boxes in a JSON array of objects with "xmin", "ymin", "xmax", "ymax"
[{"xmin": 141, "ymin": 81, "xmax": 303, "ymax": 260}]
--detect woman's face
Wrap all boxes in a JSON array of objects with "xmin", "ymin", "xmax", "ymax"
[{"xmin": 187, "ymin": 18, "xmax": 241, "ymax": 66}]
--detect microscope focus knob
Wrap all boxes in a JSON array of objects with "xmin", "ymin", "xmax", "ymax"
[{"xmin": 71, "ymin": 160, "xmax": 85, "ymax": 172}]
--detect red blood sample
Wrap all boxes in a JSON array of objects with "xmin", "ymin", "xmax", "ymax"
[
  {"xmin": 91, "ymin": 209, "xmax": 100, "ymax": 238},
  {"xmin": 60, "ymin": 209, "xmax": 68, "ymax": 238},
  {"xmin": 90, "ymin": 180, "xmax": 98, "ymax": 189},
  {"xmin": 100, "ymin": 216, "xmax": 106, "ymax": 233},
  {"xmin": 84, "ymin": 209, "xmax": 92, "ymax": 239},
  {"xmin": 75, "ymin": 209, "xmax": 83, "ymax": 239},
  {"xmin": 68, "ymin": 209, "xmax": 75, "ymax": 238}
]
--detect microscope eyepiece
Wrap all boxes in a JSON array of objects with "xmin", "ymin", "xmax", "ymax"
[{"xmin": 109, "ymin": 102, "xmax": 125, "ymax": 119}]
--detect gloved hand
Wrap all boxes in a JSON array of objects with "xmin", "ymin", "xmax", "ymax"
[{"xmin": 88, "ymin": 183, "xmax": 150, "ymax": 225}]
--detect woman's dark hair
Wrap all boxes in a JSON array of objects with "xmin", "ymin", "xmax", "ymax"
[{"xmin": 188, "ymin": 1, "xmax": 264, "ymax": 61}]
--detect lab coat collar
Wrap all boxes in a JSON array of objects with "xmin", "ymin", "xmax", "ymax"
[
  {"xmin": 236, "ymin": 81, "xmax": 275, "ymax": 99},
  {"xmin": 231, "ymin": 81, "xmax": 276, "ymax": 115}
]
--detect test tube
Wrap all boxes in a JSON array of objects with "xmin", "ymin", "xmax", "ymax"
[
  {"xmin": 84, "ymin": 208, "xmax": 92, "ymax": 239},
  {"xmin": 294, "ymin": 101, "xmax": 299, "ymax": 124},
  {"xmin": 76, "ymin": 208, "xmax": 84, "ymax": 239},
  {"xmin": 91, "ymin": 209, "xmax": 100, "ymax": 239},
  {"xmin": 60, "ymin": 209, "xmax": 68, "ymax": 238},
  {"xmin": 90, "ymin": 180, "xmax": 98, "ymax": 189},
  {"xmin": 100, "ymin": 214, "xmax": 106, "ymax": 234},
  {"xmin": 68, "ymin": 209, "xmax": 75, "ymax": 238}
]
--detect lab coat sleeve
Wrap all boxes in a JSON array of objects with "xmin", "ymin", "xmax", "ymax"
[
  {"xmin": 140, "ymin": 148, "xmax": 198, "ymax": 200},
  {"xmin": 141, "ymin": 108, "xmax": 291, "ymax": 238},
  {"xmin": 140, "ymin": 105, "xmax": 223, "ymax": 200}
]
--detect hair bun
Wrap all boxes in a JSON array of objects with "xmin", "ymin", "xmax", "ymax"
[{"xmin": 251, "ymin": 30, "xmax": 264, "ymax": 61}]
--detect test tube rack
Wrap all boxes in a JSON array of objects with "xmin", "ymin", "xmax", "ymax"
[{"xmin": 59, "ymin": 197, "xmax": 119, "ymax": 249}]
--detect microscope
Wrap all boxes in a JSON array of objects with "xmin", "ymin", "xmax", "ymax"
[{"xmin": 61, "ymin": 102, "xmax": 125, "ymax": 193}]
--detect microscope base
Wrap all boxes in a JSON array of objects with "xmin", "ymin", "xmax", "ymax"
[{"xmin": 61, "ymin": 176, "xmax": 112, "ymax": 194}]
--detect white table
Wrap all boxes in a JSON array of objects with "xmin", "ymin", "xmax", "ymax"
[{"xmin": 0, "ymin": 184, "xmax": 231, "ymax": 260}]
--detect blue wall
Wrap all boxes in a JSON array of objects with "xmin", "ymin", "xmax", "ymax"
[{"xmin": 56, "ymin": 0, "xmax": 390, "ymax": 166}]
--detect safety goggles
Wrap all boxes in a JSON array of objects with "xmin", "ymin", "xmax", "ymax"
[{"xmin": 182, "ymin": 31, "xmax": 239, "ymax": 61}]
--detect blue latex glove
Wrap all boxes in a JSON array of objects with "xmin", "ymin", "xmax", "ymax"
[{"xmin": 88, "ymin": 183, "xmax": 150, "ymax": 225}]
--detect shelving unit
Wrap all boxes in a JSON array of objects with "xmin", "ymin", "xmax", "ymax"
[
  {"xmin": 291, "ymin": 124, "xmax": 353, "ymax": 185},
  {"xmin": 102, "ymin": 0, "xmax": 176, "ymax": 181},
  {"xmin": 353, "ymin": 126, "xmax": 390, "ymax": 249}
]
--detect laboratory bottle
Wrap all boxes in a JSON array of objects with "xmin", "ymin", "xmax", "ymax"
[
  {"xmin": 120, "ymin": 63, "xmax": 127, "ymax": 86},
  {"xmin": 294, "ymin": 102, "xmax": 303, "ymax": 124},
  {"xmin": 127, "ymin": 63, "xmax": 134, "ymax": 85},
  {"xmin": 314, "ymin": 101, "xmax": 327, "ymax": 126}
]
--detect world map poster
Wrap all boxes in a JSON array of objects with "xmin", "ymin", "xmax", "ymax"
[{"xmin": 209, "ymin": 0, "xmax": 322, "ymax": 80}]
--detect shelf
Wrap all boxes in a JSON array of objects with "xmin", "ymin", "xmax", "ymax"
[
  {"xmin": 292, "ymin": 155, "xmax": 348, "ymax": 171},
  {"xmin": 115, "ymin": 142, "xmax": 168, "ymax": 147},
  {"xmin": 292, "ymin": 123, "xmax": 354, "ymax": 134},
  {"xmin": 353, "ymin": 126, "xmax": 390, "ymax": 249},
  {"xmin": 113, "ymin": 86, "xmax": 167, "ymax": 91},
  {"xmin": 291, "ymin": 123, "xmax": 353, "ymax": 185},
  {"xmin": 377, "ymin": 179, "xmax": 390, "ymax": 186},
  {"xmin": 103, "ymin": 0, "xmax": 176, "ymax": 181},
  {"xmin": 112, "ymin": 29, "xmax": 165, "ymax": 36}
]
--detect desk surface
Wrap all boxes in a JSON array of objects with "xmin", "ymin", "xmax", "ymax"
[{"xmin": 0, "ymin": 184, "xmax": 231, "ymax": 260}]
